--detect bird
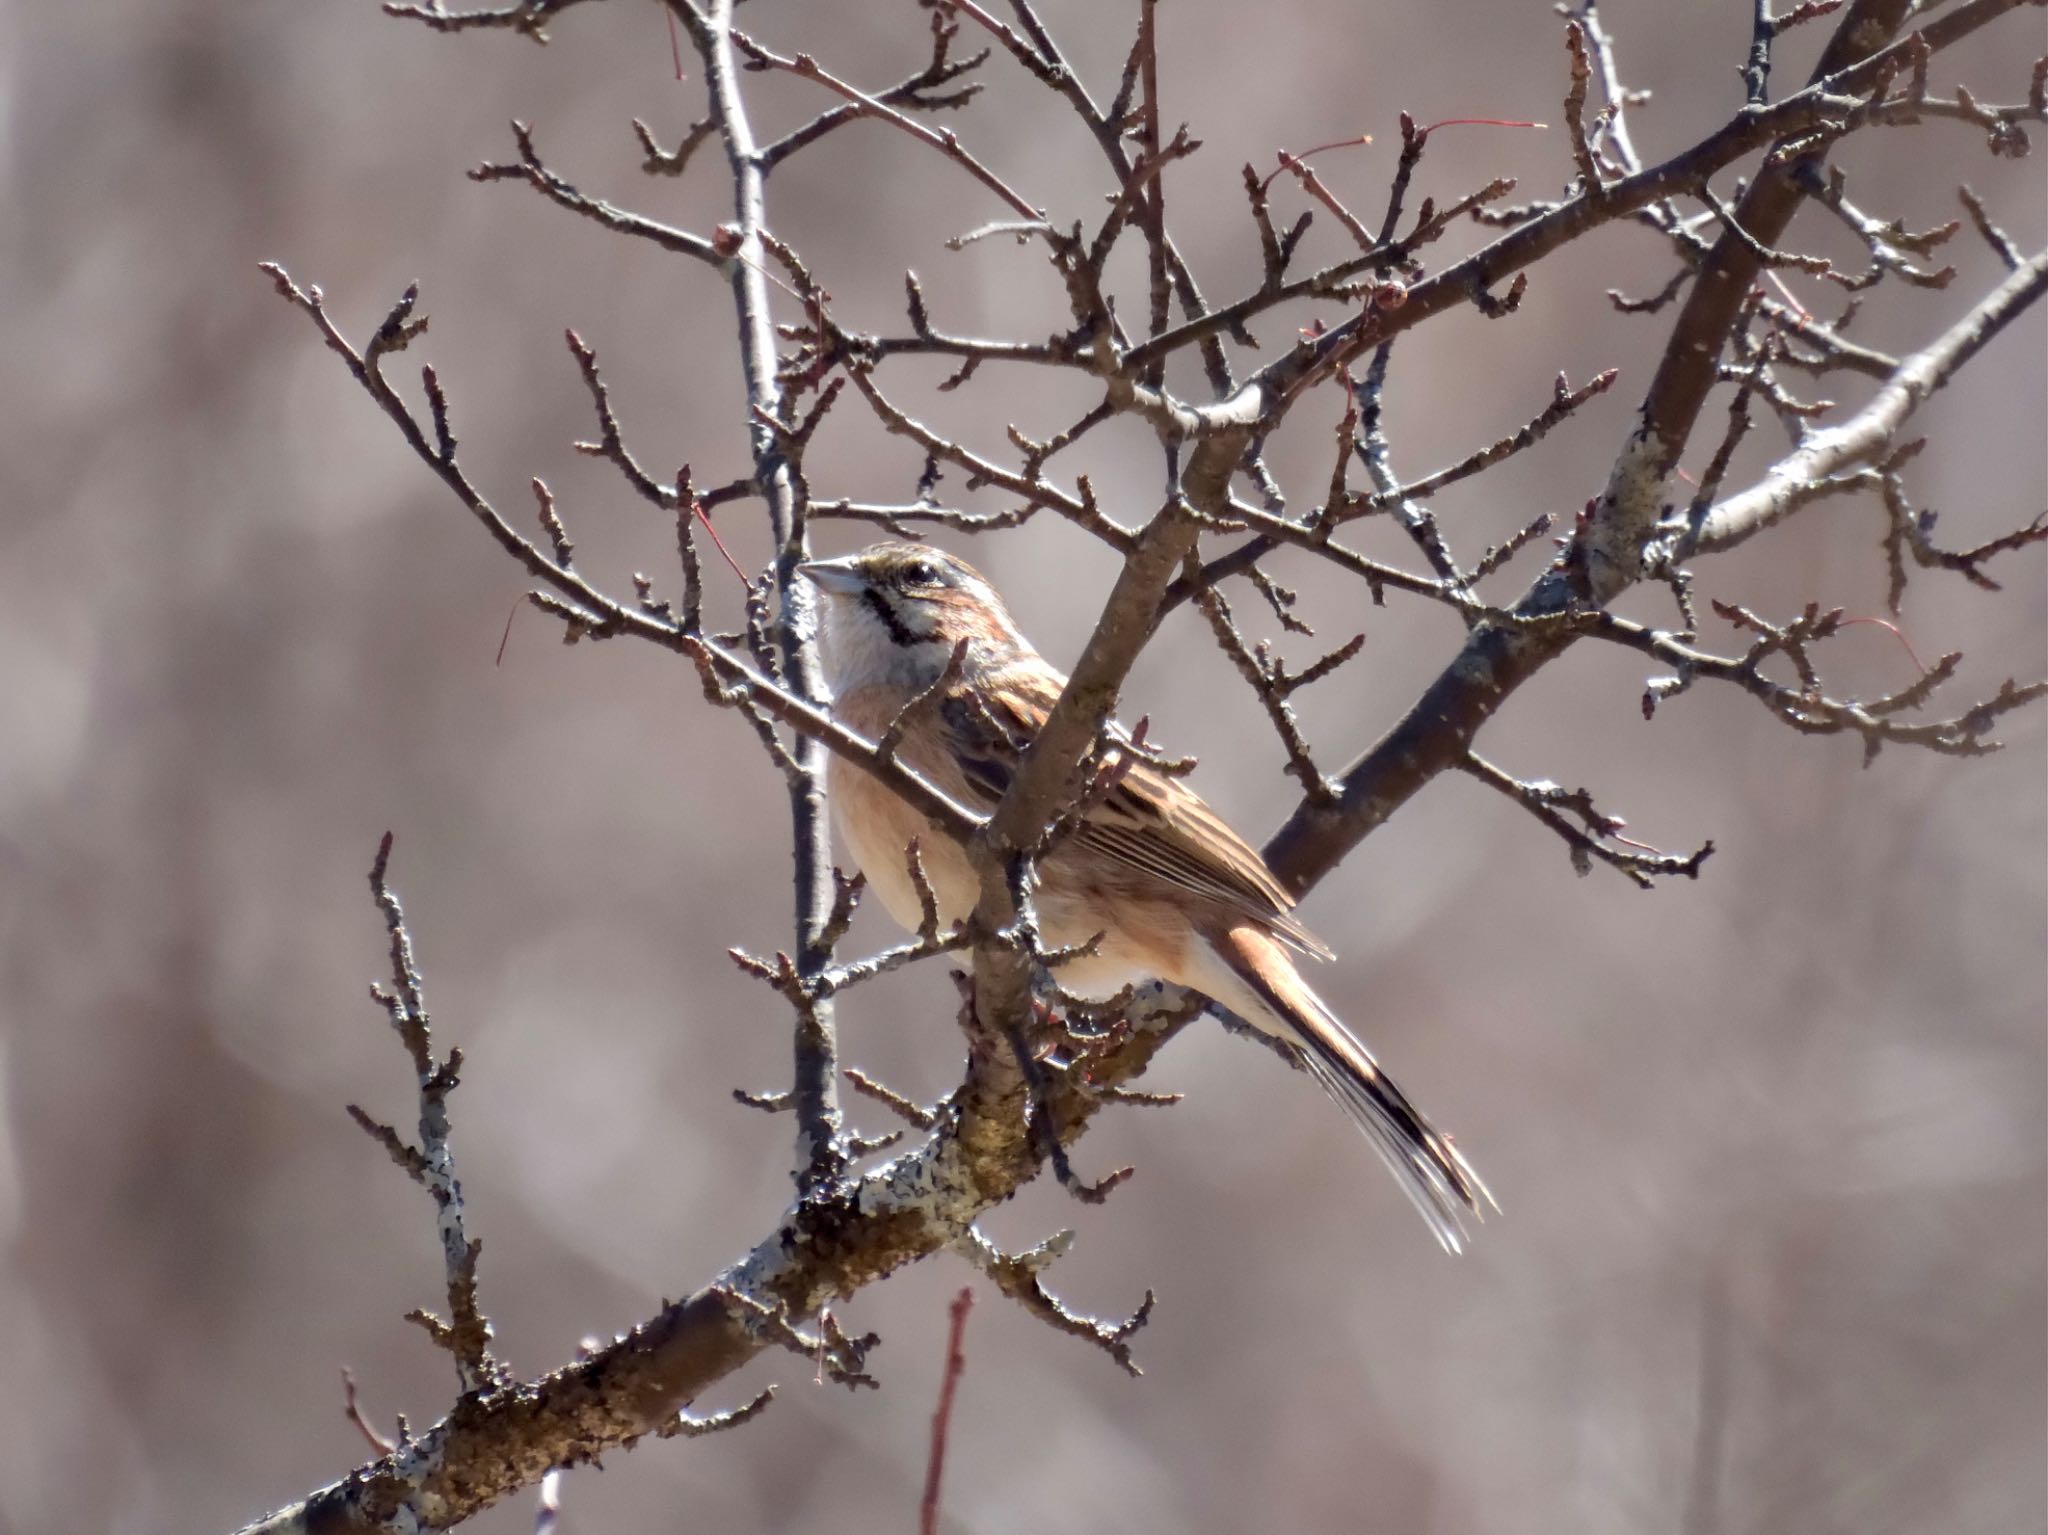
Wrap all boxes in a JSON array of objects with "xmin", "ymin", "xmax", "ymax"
[{"xmin": 798, "ymin": 540, "xmax": 1489, "ymax": 1250}]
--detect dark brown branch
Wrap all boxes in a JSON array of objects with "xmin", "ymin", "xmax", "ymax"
[
  {"xmin": 1563, "ymin": 20, "xmax": 1604, "ymax": 194},
  {"xmin": 1470, "ymin": 513, "xmax": 1558, "ymax": 584},
  {"xmin": 844, "ymin": 1067, "xmax": 940, "ymax": 1131},
  {"xmin": 1745, "ymin": 0, "xmax": 1848, "ymax": 104},
  {"xmin": 1957, "ymin": 183, "xmax": 2021, "ymax": 269},
  {"xmin": 470, "ymin": 120, "xmax": 722, "ymax": 265},
  {"xmin": 1759, "ymin": 295, "xmax": 1900, "ymax": 377},
  {"xmin": 1191, "ymin": 580, "xmax": 1344, "ymax": 805},
  {"xmin": 564, "ymin": 330, "xmax": 679, "ymax": 514},
  {"xmin": 1261, "ymin": 0, "xmax": 1959, "ymax": 895},
  {"xmin": 1351, "ymin": 342, "xmax": 1461, "ymax": 585},
  {"xmin": 1126, "ymin": 0, "xmax": 2022, "ymax": 374},
  {"xmin": 1874, "ymin": 469, "xmax": 2048, "ymax": 611},
  {"xmin": 1864, "ymin": 68, "xmax": 2047, "ymax": 154},
  {"xmin": 256, "ymin": 265, "xmax": 985, "ymax": 844},
  {"xmin": 843, "ymin": 363, "xmax": 1133, "ymax": 550},
  {"xmin": 734, "ymin": 34, "xmax": 1044, "ymax": 221},
  {"xmin": 1794, "ymin": 162, "xmax": 1958, "ymax": 289},
  {"xmin": 1602, "ymin": 605, "xmax": 2047, "ymax": 763},
  {"xmin": 1348, "ymin": 368, "xmax": 1621, "ymax": 519},
  {"xmin": 944, "ymin": 0, "xmax": 1249, "ymax": 406},
  {"xmin": 759, "ymin": 12, "xmax": 989, "ymax": 171},
  {"xmin": 633, "ymin": 115, "xmax": 718, "ymax": 178}
]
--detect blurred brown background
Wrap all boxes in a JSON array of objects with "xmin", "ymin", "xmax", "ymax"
[{"xmin": 1, "ymin": 3, "xmax": 2042, "ymax": 1533}]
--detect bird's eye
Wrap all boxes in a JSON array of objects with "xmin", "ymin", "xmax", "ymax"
[{"xmin": 901, "ymin": 560, "xmax": 939, "ymax": 586}]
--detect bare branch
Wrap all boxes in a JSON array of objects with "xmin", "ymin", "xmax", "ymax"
[
  {"xmin": 877, "ymin": 640, "xmax": 971, "ymax": 762},
  {"xmin": 760, "ymin": 12, "xmax": 990, "ymax": 171},
  {"xmin": 1349, "ymin": 368, "xmax": 1621, "ymax": 519},
  {"xmin": 383, "ymin": 0, "xmax": 597, "ymax": 40},
  {"xmin": 470, "ymin": 120, "xmax": 723, "ymax": 265},
  {"xmin": 1691, "ymin": 246, "xmax": 2048, "ymax": 554},
  {"xmin": 1128, "ymin": 0, "xmax": 2023, "ymax": 376},
  {"xmin": 1264, "ymin": 0, "xmax": 1980, "ymax": 892},
  {"xmin": 662, "ymin": 1387, "xmax": 777, "ymax": 1439},
  {"xmin": 633, "ymin": 115, "xmax": 718, "ymax": 178},
  {"xmin": 1603, "ymin": 605, "xmax": 2047, "ymax": 762},
  {"xmin": 844, "ymin": 1068, "xmax": 940, "ymax": 1131},
  {"xmin": 1562, "ymin": 20, "xmax": 1604, "ymax": 194},
  {"xmin": 253, "ymin": 259, "xmax": 1015, "ymax": 1213},
  {"xmin": 734, "ymin": 34, "xmax": 1044, "ymax": 221},
  {"xmin": 1793, "ymin": 161, "xmax": 1959, "ymax": 288},
  {"xmin": 1190, "ymin": 579, "xmax": 1344, "ymax": 805},
  {"xmin": 1458, "ymin": 753, "xmax": 1714, "ymax": 888},
  {"xmin": 359, "ymin": 834, "xmax": 502, "ymax": 1397},
  {"xmin": 955, "ymin": 1225, "xmax": 1152, "ymax": 1377},
  {"xmin": 1957, "ymin": 183, "xmax": 2021, "ymax": 269},
  {"xmin": 1875, "ymin": 471, "xmax": 2048, "ymax": 609}
]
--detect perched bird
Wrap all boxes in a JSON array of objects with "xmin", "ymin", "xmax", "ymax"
[{"xmin": 799, "ymin": 541, "xmax": 1488, "ymax": 1250}]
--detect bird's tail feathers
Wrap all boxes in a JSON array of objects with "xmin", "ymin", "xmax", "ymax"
[{"xmin": 1220, "ymin": 926, "xmax": 1492, "ymax": 1253}]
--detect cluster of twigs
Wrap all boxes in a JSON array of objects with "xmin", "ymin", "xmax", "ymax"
[{"xmin": 238, "ymin": 0, "xmax": 2045, "ymax": 1530}]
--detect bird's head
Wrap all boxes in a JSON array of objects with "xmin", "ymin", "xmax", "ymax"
[{"xmin": 798, "ymin": 542, "xmax": 1028, "ymax": 690}]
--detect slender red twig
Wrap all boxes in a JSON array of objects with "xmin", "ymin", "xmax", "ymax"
[
  {"xmin": 1606, "ymin": 822, "xmax": 1667, "ymax": 856},
  {"xmin": 1258, "ymin": 116, "xmax": 1544, "ymax": 191},
  {"xmin": 495, "ymin": 595, "xmax": 519, "ymax": 666},
  {"xmin": 664, "ymin": 1, "xmax": 685, "ymax": 82},
  {"xmin": 1765, "ymin": 267, "xmax": 1814, "ymax": 318},
  {"xmin": 692, "ymin": 499, "xmax": 752, "ymax": 586},
  {"xmin": 340, "ymin": 1367, "xmax": 395, "ymax": 1456},
  {"xmin": 1420, "ymin": 116, "xmax": 1547, "ymax": 133},
  {"xmin": 1838, "ymin": 614, "xmax": 1931, "ymax": 675},
  {"xmin": 1258, "ymin": 133, "xmax": 1373, "ymax": 192},
  {"xmin": 918, "ymin": 1288, "xmax": 975, "ymax": 1535}
]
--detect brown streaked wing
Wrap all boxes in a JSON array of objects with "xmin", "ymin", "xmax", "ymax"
[{"xmin": 934, "ymin": 663, "xmax": 1333, "ymax": 961}]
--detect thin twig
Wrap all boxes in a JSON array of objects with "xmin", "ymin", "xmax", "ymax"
[{"xmin": 918, "ymin": 1289, "xmax": 975, "ymax": 1535}]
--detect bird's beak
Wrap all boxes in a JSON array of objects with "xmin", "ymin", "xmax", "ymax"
[{"xmin": 796, "ymin": 556, "xmax": 865, "ymax": 597}]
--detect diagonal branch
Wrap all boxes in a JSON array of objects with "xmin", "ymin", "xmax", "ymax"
[
  {"xmin": 732, "ymin": 32, "xmax": 1043, "ymax": 221},
  {"xmin": 1259, "ymin": 0, "xmax": 1940, "ymax": 893},
  {"xmin": 470, "ymin": 119, "xmax": 723, "ymax": 265},
  {"xmin": 1458, "ymin": 754, "xmax": 1713, "ymax": 888},
  {"xmin": 1597, "ymin": 607, "xmax": 2047, "ymax": 763},
  {"xmin": 758, "ymin": 11, "xmax": 989, "ymax": 171},
  {"xmin": 1124, "ymin": 0, "xmax": 2022, "ymax": 375},
  {"xmin": 255, "ymin": 265, "xmax": 983, "ymax": 845},
  {"xmin": 1690, "ymin": 245, "xmax": 2048, "ymax": 554}
]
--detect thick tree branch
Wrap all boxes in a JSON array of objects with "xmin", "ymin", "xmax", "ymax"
[{"xmin": 1262, "ymin": 0, "xmax": 1941, "ymax": 892}]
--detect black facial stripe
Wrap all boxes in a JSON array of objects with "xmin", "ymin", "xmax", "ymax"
[{"xmin": 862, "ymin": 585, "xmax": 925, "ymax": 648}]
